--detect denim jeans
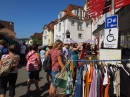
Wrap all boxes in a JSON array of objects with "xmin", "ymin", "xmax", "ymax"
[{"xmin": 50, "ymin": 70, "xmax": 58, "ymax": 87}]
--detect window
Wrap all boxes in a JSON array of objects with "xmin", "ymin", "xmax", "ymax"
[
  {"xmin": 66, "ymin": 31, "xmax": 70, "ymax": 38},
  {"xmin": 59, "ymin": 23, "xmax": 61, "ymax": 31},
  {"xmin": 78, "ymin": 33, "xmax": 82, "ymax": 39},
  {"xmin": 77, "ymin": 22, "xmax": 83, "ymax": 30},
  {"xmin": 71, "ymin": 21, "xmax": 75, "ymax": 25},
  {"xmin": 77, "ymin": 9, "xmax": 82, "ymax": 18}
]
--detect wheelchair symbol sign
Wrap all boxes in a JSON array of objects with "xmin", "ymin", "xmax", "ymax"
[
  {"xmin": 107, "ymin": 29, "xmax": 116, "ymax": 42},
  {"xmin": 104, "ymin": 28, "xmax": 119, "ymax": 48}
]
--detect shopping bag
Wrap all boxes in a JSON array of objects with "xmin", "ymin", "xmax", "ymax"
[{"xmin": 54, "ymin": 61, "xmax": 70, "ymax": 89}]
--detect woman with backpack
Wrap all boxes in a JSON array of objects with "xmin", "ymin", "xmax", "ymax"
[
  {"xmin": 26, "ymin": 44, "xmax": 42, "ymax": 94},
  {"xmin": 46, "ymin": 40, "xmax": 65, "ymax": 94},
  {"xmin": 0, "ymin": 45, "xmax": 20, "ymax": 97}
]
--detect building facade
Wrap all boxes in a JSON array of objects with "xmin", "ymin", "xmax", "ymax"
[
  {"xmin": 0, "ymin": 20, "xmax": 16, "ymax": 38},
  {"xmin": 54, "ymin": 4, "xmax": 92, "ymax": 43},
  {"xmin": 42, "ymin": 21, "xmax": 55, "ymax": 46}
]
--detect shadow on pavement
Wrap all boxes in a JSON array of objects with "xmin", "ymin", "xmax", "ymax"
[
  {"xmin": 14, "ymin": 77, "xmax": 43, "ymax": 89},
  {"xmin": 20, "ymin": 83, "xmax": 50, "ymax": 97}
]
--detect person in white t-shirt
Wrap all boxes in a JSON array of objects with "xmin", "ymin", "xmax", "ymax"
[{"xmin": 20, "ymin": 42, "xmax": 26, "ymax": 64}]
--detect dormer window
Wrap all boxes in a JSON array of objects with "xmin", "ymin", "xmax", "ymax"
[{"xmin": 75, "ymin": 9, "xmax": 83, "ymax": 19}]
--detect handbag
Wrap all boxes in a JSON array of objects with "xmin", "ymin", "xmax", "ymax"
[
  {"xmin": 54, "ymin": 61, "xmax": 70, "ymax": 89},
  {"xmin": 0, "ymin": 64, "xmax": 11, "ymax": 77},
  {"xmin": 0, "ymin": 56, "xmax": 14, "ymax": 77}
]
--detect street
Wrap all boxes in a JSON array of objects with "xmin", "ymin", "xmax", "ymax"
[{"xmin": 6, "ymin": 65, "xmax": 64, "ymax": 97}]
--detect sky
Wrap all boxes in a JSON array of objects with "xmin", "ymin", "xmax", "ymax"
[{"xmin": 0, "ymin": 0, "xmax": 86, "ymax": 38}]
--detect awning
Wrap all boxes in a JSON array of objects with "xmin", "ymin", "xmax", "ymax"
[
  {"xmin": 93, "ymin": 23, "xmax": 105, "ymax": 35},
  {"xmin": 0, "ymin": 35, "xmax": 19, "ymax": 44}
]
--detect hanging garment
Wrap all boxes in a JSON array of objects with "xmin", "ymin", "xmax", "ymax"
[
  {"xmin": 70, "ymin": 61, "xmax": 74, "ymax": 79},
  {"xmin": 97, "ymin": 69, "xmax": 102, "ymax": 97},
  {"xmin": 103, "ymin": 66, "xmax": 108, "ymax": 85},
  {"xmin": 72, "ymin": 67, "xmax": 79, "ymax": 96},
  {"xmin": 120, "ymin": 66, "xmax": 130, "ymax": 97},
  {"xmin": 88, "ymin": 62, "xmax": 94, "ymax": 84},
  {"xmin": 65, "ymin": 63, "xmax": 73, "ymax": 95},
  {"xmin": 104, "ymin": 77, "xmax": 110, "ymax": 97},
  {"xmin": 101, "ymin": 76, "xmax": 104, "ymax": 97},
  {"xmin": 74, "ymin": 66, "xmax": 83, "ymax": 97},
  {"xmin": 84, "ymin": 70, "xmax": 89, "ymax": 97},
  {"xmin": 83, "ymin": 68, "xmax": 87, "ymax": 97},
  {"xmin": 113, "ymin": 68, "xmax": 120, "ymax": 97},
  {"xmin": 108, "ymin": 66, "xmax": 114, "ymax": 97},
  {"xmin": 116, "ymin": 68, "xmax": 120, "ymax": 97},
  {"xmin": 88, "ymin": 69, "xmax": 97, "ymax": 97}
]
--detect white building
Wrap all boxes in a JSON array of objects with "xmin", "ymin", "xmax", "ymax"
[
  {"xmin": 54, "ymin": 4, "xmax": 92, "ymax": 43},
  {"xmin": 42, "ymin": 21, "xmax": 56, "ymax": 46},
  {"xmin": 42, "ymin": 25, "xmax": 49, "ymax": 46}
]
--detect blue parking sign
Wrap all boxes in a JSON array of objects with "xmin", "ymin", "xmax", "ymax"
[{"xmin": 105, "ymin": 15, "xmax": 118, "ymax": 29}]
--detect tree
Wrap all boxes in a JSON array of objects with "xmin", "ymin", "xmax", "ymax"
[{"xmin": 32, "ymin": 37, "xmax": 42, "ymax": 46}]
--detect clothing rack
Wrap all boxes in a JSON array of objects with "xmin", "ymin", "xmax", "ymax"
[{"xmin": 71, "ymin": 59, "xmax": 130, "ymax": 62}]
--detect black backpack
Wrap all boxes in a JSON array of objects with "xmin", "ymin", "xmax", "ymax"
[{"xmin": 43, "ymin": 54, "xmax": 52, "ymax": 72}]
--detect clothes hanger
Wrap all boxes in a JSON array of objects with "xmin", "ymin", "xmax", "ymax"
[{"xmin": 116, "ymin": 62, "xmax": 130, "ymax": 76}]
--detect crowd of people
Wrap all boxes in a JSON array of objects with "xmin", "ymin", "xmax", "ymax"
[{"xmin": 0, "ymin": 39, "xmax": 98, "ymax": 97}]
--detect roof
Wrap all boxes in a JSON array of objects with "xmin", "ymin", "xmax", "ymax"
[
  {"xmin": 56, "ymin": 4, "xmax": 86, "ymax": 22},
  {"xmin": 33, "ymin": 33, "xmax": 42, "ymax": 40},
  {"xmin": 64, "ymin": 4, "xmax": 85, "ymax": 17},
  {"xmin": 48, "ymin": 19, "xmax": 58, "ymax": 30}
]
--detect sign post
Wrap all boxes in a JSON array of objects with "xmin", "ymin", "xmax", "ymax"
[{"xmin": 104, "ymin": 15, "xmax": 119, "ymax": 48}]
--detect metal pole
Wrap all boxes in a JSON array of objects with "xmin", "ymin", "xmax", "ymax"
[{"xmin": 111, "ymin": 0, "xmax": 115, "ymax": 15}]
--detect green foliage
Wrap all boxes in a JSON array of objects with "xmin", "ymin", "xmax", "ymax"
[{"xmin": 32, "ymin": 37, "xmax": 42, "ymax": 46}]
